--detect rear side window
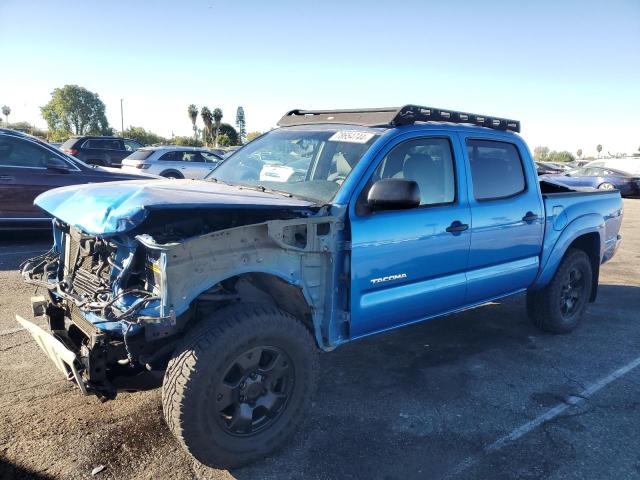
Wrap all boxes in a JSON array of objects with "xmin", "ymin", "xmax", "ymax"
[
  {"xmin": 127, "ymin": 149, "xmax": 154, "ymax": 160},
  {"xmin": 158, "ymin": 151, "xmax": 183, "ymax": 162},
  {"xmin": 61, "ymin": 138, "xmax": 79, "ymax": 149},
  {"xmin": 466, "ymin": 139, "xmax": 525, "ymax": 200},
  {"xmin": 83, "ymin": 139, "xmax": 122, "ymax": 150}
]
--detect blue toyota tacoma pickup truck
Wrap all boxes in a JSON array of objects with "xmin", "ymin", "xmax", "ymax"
[{"xmin": 18, "ymin": 105, "xmax": 623, "ymax": 467}]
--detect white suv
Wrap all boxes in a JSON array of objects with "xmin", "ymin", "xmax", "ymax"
[{"xmin": 121, "ymin": 146, "xmax": 223, "ymax": 179}]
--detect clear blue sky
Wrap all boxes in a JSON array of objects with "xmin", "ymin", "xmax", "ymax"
[{"xmin": 1, "ymin": 0, "xmax": 638, "ymax": 155}]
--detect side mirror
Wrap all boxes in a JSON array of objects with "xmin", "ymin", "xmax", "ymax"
[
  {"xmin": 46, "ymin": 157, "xmax": 70, "ymax": 173},
  {"xmin": 367, "ymin": 178, "xmax": 420, "ymax": 211}
]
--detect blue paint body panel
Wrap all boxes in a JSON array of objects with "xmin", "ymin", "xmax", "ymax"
[
  {"xmin": 35, "ymin": 179, "xmax": 315, "ymax": 236},
  {"xmin": 34, "ymin": 122, "xmax": 624, "ymax": 347}
]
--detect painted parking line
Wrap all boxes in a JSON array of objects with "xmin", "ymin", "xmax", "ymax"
[
  {"xmin": 448, "ymin": 355, "xmax": 640, "ymax": 477},
  {"xmin": 0, "ymin": 327, "xmax": 26, "ymax": 337}
]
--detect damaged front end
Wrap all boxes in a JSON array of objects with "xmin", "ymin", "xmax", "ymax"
[
  {"xmin": 20, "ymin": 210, "xmax": 347, "ymax": 401},
  {"xmin": 21, "ymin": 220, "xmax": 179, "ymax": 399}
]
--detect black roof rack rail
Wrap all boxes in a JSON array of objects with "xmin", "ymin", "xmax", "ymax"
[{"xmin": 277, "ymin": 104, "xmax": 520, "ymax": 133}]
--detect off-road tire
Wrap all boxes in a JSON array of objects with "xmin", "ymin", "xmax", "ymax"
[
  {"xmin": 162, "ymin": 304, "xmax": 319, "ymax": 468},
  {"xmin": 527, "ymin": 248, "xmax": 593, "ymax": 333}
]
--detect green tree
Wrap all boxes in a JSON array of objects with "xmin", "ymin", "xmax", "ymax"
[
  {"xmin": 235, "ymin": 106, "xmax": 246, "ymax": 144},
  {"xmin": 123, "ymin": 126, "xmax": 167, "ymax": 146},
  {"xmin": 547, "ymin": 151, "xmax": 575, "ymax": 163},
  {"xmin": 172, "ymin": 136, "xmax": 204, "ymax": 147},
  {"xmin": 188, "ymin": 104, "xmax": 199, "ymax": 140},
  {"xmin": 216, "ymin": 133, "xmax": 232, "ymax": 147},
  {"xmin": 246, "ymin": 131, "xmax": 263, "ymax": 142},
  {"xmin": 40, "ymin": 85, "xmax": 109, "ymax": 139},
  {"xmin": 596, "ymin": 144, "xmax": 602, "ymax": 158},
  {"xmin": 218, "ymin": 123, "xmax": 239, "ymax": 146},
  {"xmin": 533, "ymin": 146, "xmax": 550, "ymax": 161},
  {"xmin": 1, "ymin": 105, "xmax": 10, "ymax": 125},
  {"xmin": 213, "ymin": 108, "xmax": 223, "ymax": 146},
  {"xmin": 576, "ymin": 148, "xmax": 582, "ymax": 159},
  {"xmin": 200, "ymin": 107, "xmax": 213, "ymax": 146}
]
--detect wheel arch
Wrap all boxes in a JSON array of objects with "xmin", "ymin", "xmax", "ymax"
[
  {"xmin": 533, "ymin": 215, "xmax": 602, "ymax": 301},
  {"xmin": 160, "ymin": 169, "xmax": 184, "ymax": 178},
  {"xmin": 191, "ymin": 270, "xmax": 322, "ymax": 348}
]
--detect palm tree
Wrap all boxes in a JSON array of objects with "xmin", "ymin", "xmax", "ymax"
[
  {"xmin": 213, "ymin": 108, "xmax": 223, "ymax": 147},
  {"xmin": 1, "ymin": 105, "xmax": 10, "ymax": 126},
  {"xmin": 200, "ymin": 107, "xmax": 213, "ymax": 146},
  {"xmin": 576, "ymin": 148, "xmax": 582, "ymax": 159},
  {"xmin": 596, "ymin": 144, "xmax": 603, "ymax": 158},
  {"xmin": 187, "ymin": 104, "xmax": 199, "ymax": 140}
]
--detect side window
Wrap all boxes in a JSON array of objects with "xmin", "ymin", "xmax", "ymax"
[
  {"xmin": 466, "ymin": 139, "xmax": 525, "ymax": 200},
  {"xmin": 0, "ymin": 137, "xmax": 49, "ymax": 168},
  {"xmin": 158, "ymin": 151, "xmax": 181, "ymax": 162},
  {"xmin": 201, "ymin": 152, "xmax": 221, "ymax": 163},
  {"xmin": 183, "ymin": 152, "xmax": 201, "ymax": 162},
  {"xmin": 371, "ymin": 137, "xmax": 456, "ymax": 206},
  {"xmin": 123, "ymin": 140, "xmax": 141, "ymax": 152}
]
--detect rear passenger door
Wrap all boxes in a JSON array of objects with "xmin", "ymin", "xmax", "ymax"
[
  {"xmin": 349, "ymin": 134, "xmax": 471, "ymax": 338},
  {"xmin": 461, "ymin": 136, "xmax": 544, "ymax": 303},
  {"xmin": 157, "ymin": 151, "xmax": 187, "ymax": 177}
]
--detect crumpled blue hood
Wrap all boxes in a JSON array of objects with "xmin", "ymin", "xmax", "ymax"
[{"xmin": 35, "ymin": 179, "xmax": 315, "ymax": 236}]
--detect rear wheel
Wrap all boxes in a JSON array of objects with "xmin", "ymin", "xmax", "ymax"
[
  {"xmin": 598, "ymin": 182, "xmax": 615, "ymax": 190},
  {"xmin": 162, "ymin": 304, "xmax": 318, "ymax": 468},
  {"xmin": 161, "ymin": 172, "xmax": 182, "ymax": 179},
  {"xmin": 527, "ymin": 248, "xmax": 593, "ymax": 333}
]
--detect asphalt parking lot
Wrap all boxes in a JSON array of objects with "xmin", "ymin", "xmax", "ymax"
[{"xmin": 1, "ymin": 199, "xmax": 639, "ymax": 480}]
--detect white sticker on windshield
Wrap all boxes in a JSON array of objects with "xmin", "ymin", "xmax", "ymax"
[{"xmin": 328, "ymin": 130, "xmax": 375, "ymax": 144}]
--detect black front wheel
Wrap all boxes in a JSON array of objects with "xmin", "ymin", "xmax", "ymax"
[
  {"xmin": 162, "ymin": 304, "xmax": 318, "ymax": 468},
  {"xmin": 527, "ymin": 248, "xmax": 593, "ymax": 333}
]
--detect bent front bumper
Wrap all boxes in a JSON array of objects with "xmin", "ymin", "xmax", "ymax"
[{"xmin": 15, "ymin": 315, "xmax": 88, "ymax": 394}]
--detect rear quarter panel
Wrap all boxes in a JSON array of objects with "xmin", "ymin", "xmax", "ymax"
[{"xmin": 532, "ymin": 191, "xmax": 623, "ymax": 289}]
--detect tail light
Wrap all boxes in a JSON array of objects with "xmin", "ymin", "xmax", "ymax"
[{"xmin": 64, "ymin": 148, "xmax": 78, "ymax": 156}]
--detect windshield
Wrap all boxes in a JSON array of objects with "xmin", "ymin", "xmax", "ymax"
[{"xmin": 208, "ymin": 127, "xmax": 380, "ymax": 203}]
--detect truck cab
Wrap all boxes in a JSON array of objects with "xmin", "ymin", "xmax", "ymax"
[{"xmin": 18, "ymin": 105, "xmax": 623, "ymax": 468}]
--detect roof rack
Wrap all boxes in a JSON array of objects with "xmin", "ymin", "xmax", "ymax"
[{"xmin": 277, "ymin": 104, "xmax": 520, "ymax": 133}]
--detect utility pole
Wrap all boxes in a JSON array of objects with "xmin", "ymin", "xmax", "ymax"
[{"xmin": 120, "ymin": 98, "xmax": 124, "ymax": 137}]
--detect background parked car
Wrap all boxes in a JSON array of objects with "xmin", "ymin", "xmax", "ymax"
[
  {"xmin": 567, "ymin": 159, "xmax": 590, "ymax": 168},
  {"xmin": 544, "ymin": 166, "xmax": 640, "ymax": 197},
  {"xmin": 0, "ymin": 129, "xmax": 154, "ymax": 230},
  {"xmin": 585, "ymin": 157, "xmax": 640, "ymax": 175},
  {"xmin": 121, "ymin": 146, "xmax": 223, "ymax": 179},
  {"xmin": 61, "ymin": 135, "xmax": 143, "ymax": 167},
  {"xmin": 535, "ymin": 161, "xmax": 565, "ymax": 175}
]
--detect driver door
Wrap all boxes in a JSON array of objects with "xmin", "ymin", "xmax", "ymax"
[{"xmin": 348, "ymin": 134, "xmax": 471, "ymax": 338}]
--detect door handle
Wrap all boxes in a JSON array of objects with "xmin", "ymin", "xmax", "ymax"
[
  {"xmin": 0, "ymin": 175, "xmax": 14, "ymax": 181},
  {"xmin": 522, "ymin": 212, "xmax": 539, "ymax": 223},
  {"xmin": 446, "ymin": 221, "xmax": 469, "ymax": 234}
]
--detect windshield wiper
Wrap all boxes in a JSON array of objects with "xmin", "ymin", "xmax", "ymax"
[{"xmin": 237, "ymin": 184, "xmax": 294, "ymax": 198}]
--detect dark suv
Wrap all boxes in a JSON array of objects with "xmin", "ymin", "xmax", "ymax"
[{"xmin": 61, "ymin": 136, "xmax": 143, "ymax": 167}]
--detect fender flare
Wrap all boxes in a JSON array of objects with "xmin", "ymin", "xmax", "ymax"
[{"xmin": 532, "ymin": 213, "xmax": 604, "ymax": 290}]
